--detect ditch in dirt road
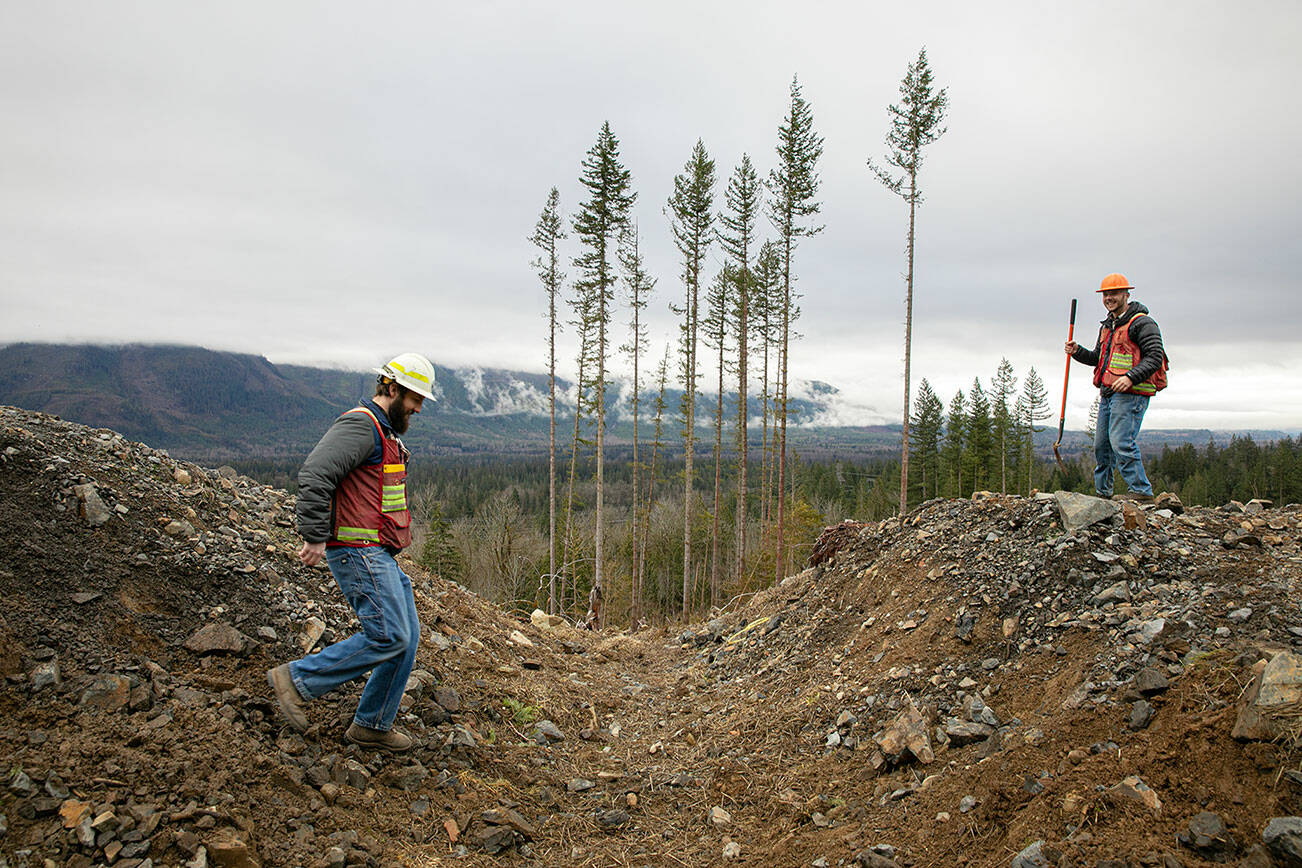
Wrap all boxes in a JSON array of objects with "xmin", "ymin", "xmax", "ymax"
[{"xmin": 2, "ymin": 406, "xmax": 1301, "ymax": 867}]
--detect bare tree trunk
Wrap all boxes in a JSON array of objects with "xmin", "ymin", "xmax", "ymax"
[
  {"xmin": 682, "ymin": 322, "xmax": 695, "ymax": 619},
  {"xmin": 629, "ymin": 345, "xmax": 641, "ymax": 628},
  {"xmin": 760, "ymin": 331, "xmax": 771, "ymax": 527},
  {"xmin": 711, "ymin": 318, "xmax": 725, "ymax": 608},
  {"xmin": 898, "ymin": 187, "xmax": 916, "ymax": 521},
  {"xmin": 548, "ymin": 293, "xmax": 557, "ymax": 615},
  {"xmin": 590, "ymin": 280, "xmax": 608, "ymax": 629},
  {"xmin": 639, "ymin": 349, "xmax": 669, "ymax": 627},
  {"xmin": 735, "ymin": 279, "xmax": 748, "ymax": 591},
  {"xmin": 775, "ymin": 248, "xmax": 790, "ymax": 585},
  {"xmin": 561, "ymin": 352, "xmax": 587, "ymax": 618}
]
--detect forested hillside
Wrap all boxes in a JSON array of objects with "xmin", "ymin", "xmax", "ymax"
[{"xmin": 0, "ymin": 343, "xmax": 857, "ymax": 460}]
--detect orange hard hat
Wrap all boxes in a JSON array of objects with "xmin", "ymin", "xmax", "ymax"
[{"xmin": 1097, "ymin": 273, "xmax": 1134, "ymax": 293}]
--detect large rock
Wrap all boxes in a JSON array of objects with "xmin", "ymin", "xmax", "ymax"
[
  {"xmin": 1054, "ymin": 491, "xmax": 1120, "ymax": 533},
  {"xmin": 1263, "ymin": 816, "xmax": 1302, "ymax": 867},
  {"xmin": 530, "ymin": 609, "xmax": 564, "ymax": 630},
  {"xmin": 184, "ymin": 623, "xmax": 250, "ymax": 655},
  {"xmin": 434, "ymin": 686, "xmax": 462, "ymax": 713},
  {"xmin": 208, "ymin": 830, "xmax": 256, "ymax": 867},
  {"xmin": 1134, "ymin": 668, "xmax": 1170, "ymax": 696},
  {"xmin": 1010, "ymin": 840, "xmax": 1051, "ymax": 868},
  {"xmin": 943, "ymin": 718, "xmax": 994, "ymax": 746},
  {"xmin": 1155, "ymin": 491, "xmax": 1184, "ymax": 513},
  {"xmin": 380, "ymin": 763, "xmax": 427, "ymax": 792},
  {"xmin": 1107, "ymin": 775, "xmax": 1162, "ymax": 814},
  {"xmin": 482, "ymin": 807, "xmax": 536, "ymax": 839},
  {"xmin": 875, "ymin": 700, "xmax": 934, "ymax": 765},
  {"xmin": 1257, "ymin": 652, "xmax": 1302, "ymax": 707},
  {"xmin": 72, "ymin": 483, "xmax": 112, "ymax": 527},
  {"xmin": 31, "ymin": 660, "xmax": 61, "ymax": 690},
  {"xmin": 299, "ymin": 617, "xmax": 326, "ymax": 652},
  {"xmin": 473, "ymin": 824, "xmax": 517, "ymax": 854},
  {"xmin": 1177, "ymin": 811, "xmax": 1236, "ymax": 860},
  {"xmin": 532, "ymin": 720, "xmax": 565, "ymax": 744},
  {"xmin": 1128, "ymin": 700, "xmax": 1155, "ymax": 730},
  {"xmin": 1234, "ymin": 652, "xmax": 1302, "ymax": 743},
  {"xmin": 79, "ymin": 674, "xmax": 131, "ymax": 712}
]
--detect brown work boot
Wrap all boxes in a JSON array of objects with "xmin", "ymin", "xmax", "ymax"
[
  {"xmin": 267, "ymin": 664, "xmax": 309, "ymax": 732},
  {"xmin": 346, "ymin": 722, "xmax": 413, "ymax": 752},
  {"xmin": 1112, "ymin": 492, "xmax": 1155, "ymax": 504}
]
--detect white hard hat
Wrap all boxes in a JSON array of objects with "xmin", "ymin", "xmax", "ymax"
[{"xmin": 374, "ymin": 352, "xmax": 437, "ymax": 401}]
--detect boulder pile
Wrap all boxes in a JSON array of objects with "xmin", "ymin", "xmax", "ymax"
[{"xmin": 2, "ymin": 405, "xmax": 1300, "ymax": 867}]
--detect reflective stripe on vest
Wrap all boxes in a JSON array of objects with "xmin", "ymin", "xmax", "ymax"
[
  {"xmin": 381, "ymin": 484, "xmax": 407, "ymax": 512},
  {"xmin": 337, "ymin": 526, "xmax": 380, "ymax": 543}
]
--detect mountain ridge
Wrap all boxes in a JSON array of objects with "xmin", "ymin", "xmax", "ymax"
[{"xmin": 0, "ymin": 342, "xmax": 1292, "ymax": 462}]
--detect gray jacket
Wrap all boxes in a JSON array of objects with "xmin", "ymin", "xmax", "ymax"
[{"xmin": 294, "ymin": 398, "xmax": 395, "ymax": 544}]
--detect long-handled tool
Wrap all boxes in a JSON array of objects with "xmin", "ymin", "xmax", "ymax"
[{"xmin": 1053, "ymin": 299, "xmax": 1078, "ymax": 475}]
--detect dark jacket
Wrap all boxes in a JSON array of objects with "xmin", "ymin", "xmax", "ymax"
[
  {"xmin": 1071, "ymin": 301, "xmax": 1165, "ymax": 394},
  {"xmin": 295, "ymin": 398, "xmax": 396, "ymax": 544}
]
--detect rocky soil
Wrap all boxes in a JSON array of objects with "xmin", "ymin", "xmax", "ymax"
[{"xmin": 1, "ymin": 404, "xmax": 1300, "ymax": 868}]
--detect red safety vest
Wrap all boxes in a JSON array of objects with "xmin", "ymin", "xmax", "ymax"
[
  {"xmin": 328, "ymin": 406, "xmax": 412, "ymax": 550},
  {"xmin": 1094, "ymin": 313, "xmax": 1168, "ymax": 396}
]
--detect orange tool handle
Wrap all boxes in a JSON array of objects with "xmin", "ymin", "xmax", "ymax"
[{"xmin": 1056, "ymin": 299, "xmax": 1077, "ymax": 445}]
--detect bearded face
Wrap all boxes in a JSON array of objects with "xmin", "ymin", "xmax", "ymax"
[{"xmin": 385, "ymin": 385, "xmax": 423, "ymax": 434}]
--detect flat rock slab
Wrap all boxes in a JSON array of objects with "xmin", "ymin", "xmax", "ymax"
[
  {"xmin": 184, "ymin": 623, "xmax": 250, "ymax": 655},
  {"xmin": 1107, "ymin": 775, "xmax": 1162, "ymax": 814},
  {"xmin": 79, "ymin": 674, "xmax": 131, "ymax": 712},
  {"xmin": 1258, "ymin": 651, "xmax": 1302, "ymax": 707},
  {"xmin": 1263, "ymin": 816, "xmax": 1302, "ymax": 866},
  {"xmin": 72, "ymin": 483, "xmax": 112, "ymax": 527},
  {"xmin": 1054, "ymin": 491, "xmax": 1120, "ymax": 534},
  {"xmin": 1178, "ymin": 810, "xmax": 1236, "ymax": 858}
]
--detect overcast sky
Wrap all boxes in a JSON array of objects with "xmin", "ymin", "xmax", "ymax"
[{"xmin": 3, "ymin": 1, "xmax": 1300, "ymax": 431}]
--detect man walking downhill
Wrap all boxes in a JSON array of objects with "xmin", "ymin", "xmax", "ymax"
[
  {"xmin": 1065, "ymin": 273, "xmax": 1168, "ymax": 503},
  {"xmin": 267, "ymin": 352, "xmax": 437, "ymax": 751}
]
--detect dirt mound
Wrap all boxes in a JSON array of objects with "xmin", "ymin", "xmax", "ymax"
[{"xmin": 2, "ymin": 406, "xmax": 1301, "ymax": 867}]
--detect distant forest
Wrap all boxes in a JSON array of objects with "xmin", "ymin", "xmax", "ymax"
[{"xmin": 229, "ymin": 427, "xmax": 1300, "ymax": 628}]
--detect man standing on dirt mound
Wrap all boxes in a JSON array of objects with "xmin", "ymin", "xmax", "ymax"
[
  {"xmin": 1065, "ymin": 273, "xmax": 1168, "ymax": 503},
  {"xmin": 267, "ymin": 352, "xmax": 437, "ymax": 752}
]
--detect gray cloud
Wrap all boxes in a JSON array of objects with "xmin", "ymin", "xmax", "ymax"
[{"xmin": 2, "ymin": 0, "xmax": 1299, "ymax": 430}]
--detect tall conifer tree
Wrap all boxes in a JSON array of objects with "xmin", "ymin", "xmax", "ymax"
[
  {"xmin": 639, "ymin": 343, "xmax": 672, "ymax": 622},
  {"xmin": 942, "ymin": 390, "xmax": 967, "ymax": 496},
  {"xmin": 752, "ymin": 241, "xmax": 781, "ymax": 527},
  {"xmin": 909, "ymin": 378, "xmax": 944, "ymax": 501},
  {"xmin": 703, "ymin": 263, "xmax": 735, "ymax": 605},
  {"xmin": 766, "ymin": 76, "xmax": 823, "ymax": 582},
  {"xmin": 719, "ymin": 155, "xmax": 761, "ymax": 587},
  {"xmin": 868, "ymin": 47, "xmax": 949, "ymax": 518},
  {"xmin": 668, "ymin": 140, "xmax": 716, "ymax": 615},
  {"xmin": 991, "ymin": 358, "xmax": 1018, "ymax": 493},
  {"xmin": 572, "ymin": 122, "xmax": 635, "ymax": 627},
  {"xmin": 1017, "ymin": 367, "xmax": 1051, "ymax": 494},
  {"xmin": 561, "ymin": 269, "xmax": 597, "ymax": 615},
  {"xmin": 618, "ymin": 225, "xmax": 654, "ymax": 623},
  {"xmin": 965, "ymin": 379, "xmax": 993, "ymax": 493},
  {"xmin": 530, "ymin": 188, "xmax": 565, "ymax": 614}
]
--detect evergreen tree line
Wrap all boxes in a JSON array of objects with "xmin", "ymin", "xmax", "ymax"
[
  {"xmin": 403, "ymin": 429, "xmax": 1302, "ymax": 625},
  {"xmin": 1146, "ymin": 435, "xmax": 1302, "ymax": 507},
  {"xmin": 906, "ymin": 359, "xmax": 1054, "ymax": 505}
]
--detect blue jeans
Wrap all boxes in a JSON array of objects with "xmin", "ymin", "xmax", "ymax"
[
  {"xmin": 289, "ymin": 546, "xmax": 420, "ymax": 731},
  {"xmin": 1094, "ymin": 390, "xmax": 1153, "ymax": 497}
]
